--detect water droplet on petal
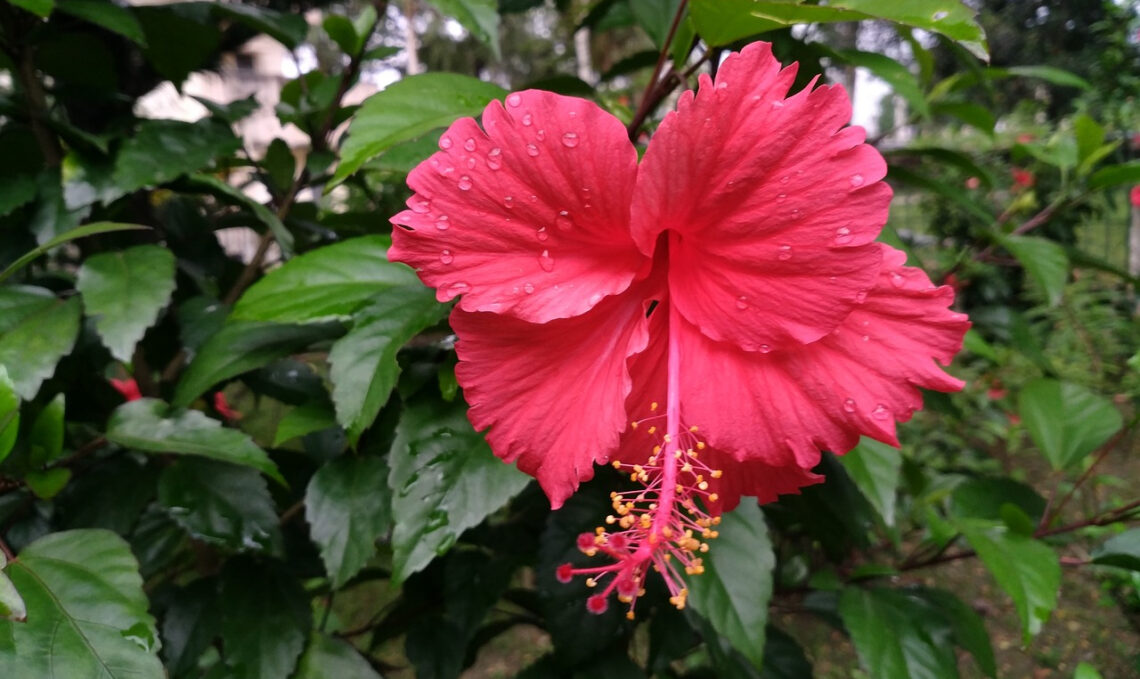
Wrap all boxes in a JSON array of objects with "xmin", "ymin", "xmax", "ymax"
[
  {"xmin": 780, "ymin": 175, "xmax": 790, "ymax": 184},
  {"xmin": 538, "ymin": 250, "xmax": 554, "ymax": 272},
  {"xmin": 435, "ymin": 216, "xmax": 450, "ymax": 231},
  {"xmin": 411, "ymin": 198, "xmax": 431, "ymax": 214},
  {"xmin": 536, "ymin": 227, "xmax": 548, "ymax": 242},
  {"xmin": 835, "ymin": 226, "xmax": 853, "ymax": 244},
  {"xmin": 759, "ymin": 344, "xmax": 771, "ymax": 354},
  {"xmin": 439, "ymin": 136, "xmax": 453, "ymax": 150},
  {"xmin": 529, "ymin": 195, "xmax": 538, "ymax": 202},
  {"xmin": 466, "ymin": 157, "xmax": 476, "ymax": 169},
  {"xmin": 507, "ymin": 93, "xmax": 522, "ymax": 107},
  {"xmin": 855, "ymin": 291, "xmax": 868, "ymax": 303},
  {"xmin": 536, "ymin": 129, "xmax": 546, "ymax": 141},
  {"xmin": 523, "ymin": 282, "xmax": 535, "ymax": 294},
  {"xmin": 588, "ymin": 293, "xmax": 602, "ymax": 305},
  {"xmin": 843, "ymin": 398, "xmax": 856, "ymax": 413},
  {"xmin": 486, "ymin": 147, "xmax": 503, "ymax": 170},
  {"xmin": 522, "ymin": 113, "xmax": 533, "ymax": 126},
  {"xmin": 449, "ymin": 281, "xmax": 470, "ymax": 294},
  {"xmin": 777, "ymin": 245, "xmax": 792, "ymax": 261},
  {"xmin": 555, "ymin": 211, "xmax": 572, "ymax": 230},
  {"xmin": 526, "ymin": 144, "xmax": 539, "ymax": 157},
  {"xmin": 716, "ymin": 81, "xmax": 728, "ymax": 90},
  {"xmin": 850, "ymin": 173, "xmax": 865, "ymax": 188},
  {"xmin": 561, "ymin": 132, "xmax": 580, "ymax": 148},
  {"xmin": 735, "ymin": 295, "xmax": 748, "ymax": 310},
  {"xmin": 790, "ymin": 208, "xmax": 802, "ymax": 220},
  {"xmin": 861, "ymin": 334, "xmax": 870, "ymax": 342},
  {"xmin": 458, "ymin": 176, "xmax": 473, "ymax": 191},
  {"xmin": 463, "ymin": 138, "xmax": 476, "ymax": 152},
  {"xmin": 777, "ymin": 193, "xmax": 787, "ymax": 202},
  {"xmin": 772, "ymin": 100, "xmax": 785, "ymax": 109},
  {"xmin": 890, "ymin": 272, "xmax": 905, "ymax": 288},
  {"xmin": 503, "ymin": 196, "xmax": 514, "ymax": 209},
  {"xmin": 872, "ymin": 404, "xmax": 890, "ymax": 420},
  {"xmin": 439, "ymin": 250, "xmax": 453, "ymax": 264}
]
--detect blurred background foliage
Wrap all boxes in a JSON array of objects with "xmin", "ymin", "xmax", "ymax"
[{"xmin": 0, "ymin": 0, "xmax": 1139, "ymax": 677}]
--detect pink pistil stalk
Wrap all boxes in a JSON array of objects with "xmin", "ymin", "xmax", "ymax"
[{"xmin": 557, "ymin": 300, "xmax": 723, "ymax": 619}]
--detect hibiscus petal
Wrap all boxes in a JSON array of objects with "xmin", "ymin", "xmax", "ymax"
[
  {"xmin": 390, "ymin": 90, "xmax": 644, "ymax": 323},
  {"xmin": 631, "ymin": 42, "xmax": 891, "ymax": 351},
  {"xmin": 703, "ymin": 451, "xmax": 824, "ymax": 510},
  {"xmin": 451, "ymin": 287, "xmax": 652, "ymax": 508},
  {"xmin": 676, "ymin": 246, "xmax": 968, "ymax": 488}
]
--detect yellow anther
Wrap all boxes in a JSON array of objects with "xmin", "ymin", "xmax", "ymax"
[
  {"xmin": 586, "ymin": 578, "xmax": 596, "ymax": 588},
  {"xmin": 698, "ymin": 481, "xmax": 709, "ymax": 491},
  {"xmin": 594, "ymin": 535, "xmax": 605, "ymax": 545},
  {"xmin": 689, "ymin": 425, "xmax": 699, "ymax": 433},
  {"xmin": 663, "ymin": 434, "xmax": 672, "ymax": 443},
  {"xmin": 711, "ymin": 516, "xmax": 722, "ymax": 525},
  {"xmin": 610, "ymin": 491, "xmax": 619, "ymax": 499},
  {"xmin": 650, "ymin": 401, "xmax": 659, "ymax": 411},
  {"xmin": 630, "ymin": 421, "xmax": 639, "ymax": 429},
  {"xmin": 648, "ymin": 426, "xmax": 657, "ymax": 434},
  {"xmin": 606, "ymin": 515, "xmax": 616, "ymax": 524},
  {"xmin": 585, "ymin": 548, "xmax": 597, "ymax": 557},
  {"xmin": 639, "ymin": 515, "xmax": 652, "ymax": 529},
  {"xmin": 675, "ymin": 484, "xmax": 684, "ymax": 493},
  {"xmin": 596, "ymin": 526, "xmax": 606, "ymax": 535},
  {"xmin": 708, "ymin": 493, "xmax": 719, "ymax": 502},
  {"xmin": 619, "ymin": 595, "xmax": 632, "ymax": 604},
  {"xmin": 699, "ymin": 543, "xmax": 709, "ymax": 553},
  {"xmin": 653, "ymin": 446, "xmax": 661, "ymax": 454},
  {"xmin": 709, "ymin": 530, "xmax": 719, "ymax": 539},
  {"xmin": 710, "ymin": 469, "xmax": 723, "ymax": 478},
  {"xmin": 626, "ymin": 611, "xmax": 635, "ymax": 620},
  {"xmin": 696, "ymin": 442, "xmax": 706, "ymax": 450},
  {"xmin": 662, "ymin": 526, "xmax": 673, "ymax": 538},
  {"xmin": 620, "ymin": 516, "xmax": 635, "ymax": 529},
  {"xmin": 682, "ymin": 462, "xmax": 693, "ymax": 473},
  {"xmin": 612, "ymin": 460, "xmax": 622, "ymax": 469},
  {"xmin": 633, "ymin": 465, "xmax": 643, "ymax": 474}
]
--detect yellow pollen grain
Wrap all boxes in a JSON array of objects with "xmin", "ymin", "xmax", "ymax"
[
  {"xmin": 696, "ymin": 442, "xmax": 706, "ymax": 450},
  {"xmin": 586, "ymin": 578, "xmax": 596, "ymax": 587},
  {"xmin": 682, "ymin": 462, "xmax": 693, "ymax": 473},
  {"xmin": 647, "ymin": 426, "xmax": 657, "ymax": 434},
  {"xmin": 650, "ymin": 401, "xmax": 659, "ymax": 411},
  {"xmin": 612, "ymin": 461, "xmax": 621, "ymax": 469},
  {"xmin": 626, "ymin": 611, "xmax": 635, "ymax": 620},
  {"xmin": 606, "ymin": 515, "xmax": 616, "ymax": 524},
  {"xmin": 619, "ymin": 595, "xmax": 632, "ymax": 604},
  {"xmin": 630, "ymin": 421, "xmax": 638, "ymax": 429},
  {"xmin": 708, "ymin": 493, "xmax": 719, "ymax": 502},
  {"xmin": 663, "ymin": 434, "xmax": 672, "ymax": 443},
  {"xmin": 712, "ymin": 516, "xmax": 722, "ymax": 525},
  {"xmin": 698, "ymin": 481, "xmax": 709, "ymax": 491},
  {"xmin": 710, "ymin": 469, "xmax": 723, "ymax": 478},
  {"xmin": 689, "ymin": 425, "xmax": 699, "ymax": 432}
]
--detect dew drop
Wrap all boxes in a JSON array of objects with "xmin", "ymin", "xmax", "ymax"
[
  {"xmin": 861, "ymin": 334, "xmax": 870, "ymax": 342},
  {"xmin": 449, "ymin": 281, "xmax": 470, "ymax": 294},
  {"xmin": 850, "ymin": 173, "xmax": 865, "ymax": 188},
  {"xmin": 932, "ymin": 10, "xmax": 948, "ymax": 21},
  {"xmin": 759, "ymin": 344, "xmax": 771, "ymax": 354},
  {"xmin": 439, "ymin": 165, "xmax": 455, "ymax": 176},
  {"xmin": 435, "ymin": 215, "xmax": 450, "ymax": 231},
  {"xmin": 439, "ymin": 136, "xmax": 453, "ymax": 150},
  {"xmin": 777, "ymin": 193, "xmax": 787, "ymax": 202},
  {"xmin": 486, "ymin": 147, "xmax": 503, "ymax": 170},
  {"xmin": 555, "ymin": 211, "xmax": 573, "ymax": 230},
  {"xmin": 523, "ymin": 282, "xmax": 535, "ymax": 294},
  {"xmin": 772, "ymin": 100, "xmax": 785, "ymax": 109},
  {"xmin": 790, "ymin": 208, "xmax": 802, "ymax": 220},
  {"xmin": 890, "ymin": 272, "xmax": 905, "ymax": 288},
  {"xmin": 507, "ymin": 93, "xmax": 522, "ymax": 107},
  {"xmin": 536, "ymin": 227, "xmax": 549, "ymax": 242},
  {"xmin": 463, "ymin": 138, "xmax": 476, "ymax": 152},
  {"xmin": 716, "ymin": 81, "xmax": 728, "ymax": 90},
  {"xmin": 872, "ymin": 404, "xmax": 890, "ymax": 420},
  {"xmin": 411, "ymin": 198, "xmax": 431, "ymax": 214},
  {"xmin": 466, "ymin": 157, "xmax": 477, "ymax": 169},
  {"xmin": 835, "ymin": 226, "xmax": 853, "ymax": 245},
  {"xmin": 526, "ymin": 144, "xmax": 540, "ymax": 157},
  {"xmin": 735, "ymin": 295, "xmax": 748, "ymax": 310},
  {"xmin": 589, "ymin": 293, "xmax": 603, "ymax": 305},
  {"xmin": 855, "ymin": 291, "xmax": 868, "ymax": 303},
  {"xmin": 522, "ymin": 113, "xmax": 533, "ymax": 127},
  {"xmin": 529, "ymin": 195, "xmax": 538, "ymax": 202},
  {"xmin": 538, "ymin": 250, "xmax": 554, "ymax": 272},
  {"xmin": 458, "ymin": 176, "xmax": 473, "ymax": 191},
  {"xmin": 561, "ymin": 132, "xmax": 580, "ymax": 148},
  {"xmin": 777, "ymin": 244, "xmax": 792, "ymax": 261},
  {"xmin": 504, "ymin": 195, "xmax": 514, "ymax": 208},
  {"xmin": 843, "ymin": 398, "xmax": 856, "ymax": 413},
  {"xmin": 536, "ymin": 129, "xmax": 546, "ymax": 141},
  {"xmin": 780, "ymin": 175, "xmax": 790, "ymax": 184},
  {"xmin": 439, "ymin": 249, "xmax": 453, "ymax": 264}
]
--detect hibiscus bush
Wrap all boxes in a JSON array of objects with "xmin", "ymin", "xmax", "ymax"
[{"xmin": 1, "ymin": 0, "xmax": 1139, "ymax": 677}]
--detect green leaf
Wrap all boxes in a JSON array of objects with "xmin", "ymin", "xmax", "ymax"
[
  {"xmin": 294, "ymin": 633, "xmax": 383, "ymax": 679},
  {"xmin": 910, "ymin": 588, "xmax": 996, "ymax": 677},
  {"xmin": 6, "ymin": 0, "xmax": 52, "ymax": 18},
  {"xmin": 0, "ymin": 367, "xmax": 19, "ymax": 464},
  {"xmin": 329, "ymin": 286, "xmax": 447, "ymax": 439},
  {"xmin": 888, "ymin": 165, "xmax": 993, "ymax": 224},
  {"xmin": 76, "ymin": 245, "xmax": 176, "ymax": 362},
  {"xmin": 211, "ymin": 3, "xmax": 308, "ymax": 48},
  {"xmin": 388, "ymin": 398, "xmax": 530, "ymax": 584},
  {"xmin": 25, "ymin": 467, "xmax": 72, "ymax": 500},
  {"xmin": 630, "ymin": 0, "xmax": 683, "ymax": 47},
  {"xmin": 112, "ymin": 119, "xmax": 240, "ymax": 197},
  {"xmin": 1074, "ymin": 662, "xmax": 1104, "ymax": 679},
  {"xmin": 950, "ymin": 476, "xmax": 1046, "ymax": 524},
  {"xmin": 160, "ymin": 579, "xmax": 220, "ymax": 678},
  {"xmin": 424, "ymin": 0, "xmax": 500, "ymax": 58},
  {"xmin": 332, "ymin": 73, "xmax": 507, "ymax": 185},
  {"xmin": 219, "ymin": 558, "xmax": 310, "ymax": 679},
  {"xmin": 1073, "ymin": 114, "xmax": 1104, "ymax": 166},
  {"xmin": 0, "ymin": 554, "xmax": 26, "ymax": 622},
  {"xmin": 323, "ymin": 14, "xmax": 359, "ymax": 54},
  {"xmin": 274, "ymin": 401, "xmax": 337, "ymax": 446},
  {"xmin": 27, "ymin": 393, "xmax": 65, "ymax": 467},
  {"xmin": 958, "ymin": 520, "xmax": 1060, "ymax": 642},
  {"xmin": 158, "ymin": 458, "xmax": 283, "ymax": 553},
  {"xmin": 930, "ymin": 101, "xmax": 996, "ymax": 136},
  {"xmin": 687, "ymin": 501, "xmax": 774, "ymax": 669},
  {"xmin": 1088, "ymin": 160, "xmax": 1140, "ymax": 189},
  {"xmin": 760, "ymin": 626, "xmax": 813, "ymax": 679},
  {"xmin": 183, "ymin": 174, "xmax": 294, "ymax": 255},
  {"xmin": 0, "ymin": 286, "xmax": 55, "ymax": 334},
  {"xmin": 107, "ymin": 399, "xmax": 284, "ymax": 484},
  {"xmin": 305, "ymin": 455, "xmax": 392, "ymax": 587},
  {"xmin": 0, "ymin": 296, "xmax": 81, "ymax": 399},
  {"xmin": 0, "ymin": 222, "xmax": 148, "ymax": 284},
  {"xmin": 996, "ymin": 235, "xmax": 1069, "ymax": 306},
  {"xmin": 262, "ymin": 138, "xmax": 296, "ymax": 195},
  {"xmin": 173, "ymin": 321, "xmax": 343, "ymax": 408},
  {"xmin": 839, "ymin": 438, "xmax": 901, "ymax": 527},
  {"xmin": 839, "ymin": 587, "xmax": 960, "ymax": 679},
  {"xmin": 1018, "ymin": 378, "xmax": 1122, "ymax": 471},
  {"xmin": 232, "ymin": 236, "xmax": 418, "ymax": 323},
  {"xmin": 689, "ymin": 0, "xmax": 987, "ymax": 60},
  {"xmin": 0, "ymin": 529, "xmax": 163, "ymax": 678},
  {"xmin": 56, "ymin": 0, "xmax": 146, "ymax": 45},
  {"xmin": 1001, "ymin": 65, "xmax": 1092, "ymax": 91},
  {"xmin": 833, "ymin": 49, "xmax": 929, "ymax": 118},
  {"xmin": 1091, "ymin": 528, "xmax": 1140, "ymax": 571}
]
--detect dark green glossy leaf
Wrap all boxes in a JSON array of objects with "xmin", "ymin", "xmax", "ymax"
[
  {"xmin": 0, "ymin": 367, "xmax": 18, "ymax": 464},
  {"xmin": 76, "ymin": 245, "xmax": 176, "ymax": 362},
  {"xmin": 333, "ymin": 73, "xmax": 507, "ymax": 184},
  {"xmin": 27, "ymin": 393, "xmax": 65, "ymax": 467},
  {"xmin": 232, "ymin": 236, "xmax": 417, "ymax": 323},
  {"xmin": 910, "ymin": 588, "xmax": 996, "ymax": 677},
  {"xmin": 425, "ymin": 0, "xmax": 500, "ymax": 57},
  {"xmin": 107, "ymin": 399, "xmax": 283, "ymax": 483},
  {"xmin": 274, "ymin": 401, "xmax": 337, "ymax": 446},
  {"xmin": 56, "ymin": 0, "xmax": 146, "ymax": 45},
  {"xmin": 25, "ymin": 467, "xmax": 71, "ymax": 500},
  {"xmin": 183, "ymin": 174, "xmax": 294, "ymax": 254},
  {"xmin": 0, "ymin": 296, "xmax": 81, "ymax": 399},
  {"xmin": 0, "ymin": 222, "xmax": 148, "ymax": 284},
  {"xmin": 211, "ymin": 2, "xmax": 308, "ymax": 48},
  {"xmin": 0, "ymin": 559, "xmax": 24, "ymax": 622},
  {"xmin": 1000, "ymin": 66, "xmax": 1092, "ymax": 90},
  {"xmin": 997, "ymin": 235, "xmax": 1069, "ymax": 306},
  {"xmin": 1018, "ymin": 378, "xmax": 1122, "ymax": 471},
  {"xmin": 329, "ymin": 286, "xmax": 447, "ymax": 438},
  {"xmin": 930, "ymin": 101, "xmax": 995, "ymax": 136},
  {"xmin": 840, "ymin": 587, "xmax": 959, "ymax": 679},
  {"xmin": 294, "ymin": 633, "xmax": 382, "ymax": 679},
  {"xmin": 0, "ymin": 530, "xmax": 163, "ymax": 678},
  {"xmin": 1088, "ymin": 160, "xmax": 1140, "ymax": 189},
  {"xmin": 158, "ymin": 458, "xmax": 283, "ymax": 553},
  {"xmin": 630, "ymin": 0, "xmax": 682, "ymax": 47},
  {"xmin": 6, "ymin": 0, "xmax": 52, "ymax": 18},
  {"xmin": 160, "ymin": 578, "xmax": 220, "ymax": 678},
  {"xmin": 1091, "ymin": 528, "xmax": 1140, "ymax": 571},
  {"xmin": 687, "ymin": 501, "xmax": 774, "ymax": 669},
  {"xmin": 305, "ymin": 455, "xmax": 392, "ymax": 587},
  {"xmin": 219, "ymin": 558, "xmax": 310, "ymax": 679},
  {"xmin": 950, "ymin": 476, "xmax": 1046, "ymax": 524},
  {"xmin": 112, "ymin": 119, "xmax": 239, "ymax": 197},
  {"xmin": 760, "ymin": 626, "xmax": 813, "ymax": 679},
  {"xmin": 958, "ymin": 520, "xmax": 1060, "ymax": 642},
  {"xmin": 834, "ymin": 49, "xmax": 929, "ymax": 117},
  {"xmin": 389, "ymin": 398, "xmax": 530, "ymax": 583},
  {"xmin": 173, "ymin": 321, "xmax": 342, "ymax": 408},
  {"xmin": 839, "ymin": 438, "xmax": 901, "ymax": 527}
]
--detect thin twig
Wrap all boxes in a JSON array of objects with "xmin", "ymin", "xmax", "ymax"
[{"xmin": 626, "ymin": 0, "xmax": 689, "ymax": 142}]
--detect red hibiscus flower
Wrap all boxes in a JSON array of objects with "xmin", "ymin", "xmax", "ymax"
[
  {"xmin": 1130, "ymin": 185, "xmax": 1140, "ymax": 208},
  {"xmin": 1012, "ymin": 167, "xmax": 1035, "ymax": 188},
  {"xmin": 213, "ymin": 392, "xmax": 242, "ymax": 421},
  {"xmin": 390, "ymin": 43, "xmax": 968, "ymax": 615},
  {"xmin": 109, "ymin": 378, "xmax": 142, "ymax": 402}
]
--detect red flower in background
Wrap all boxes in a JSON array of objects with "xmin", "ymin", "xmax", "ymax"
[
  {"xmin": 1130, "ymin": 185, "xmax": 1140, "ymax": 208},
  {"xmin": 390, "ymin": 43, "xmax": 969, "ymax": 615},
  {"xmin": 109, "ymin": 378, "xmax": 141, "ymax": 402},
  {"xmin": 1012, "ymin": 167, "xmax": 1035, "ymax": 188},
  {"xmin": 213, "ymin": 392, "xmax": 242, "ymax": 421}
]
